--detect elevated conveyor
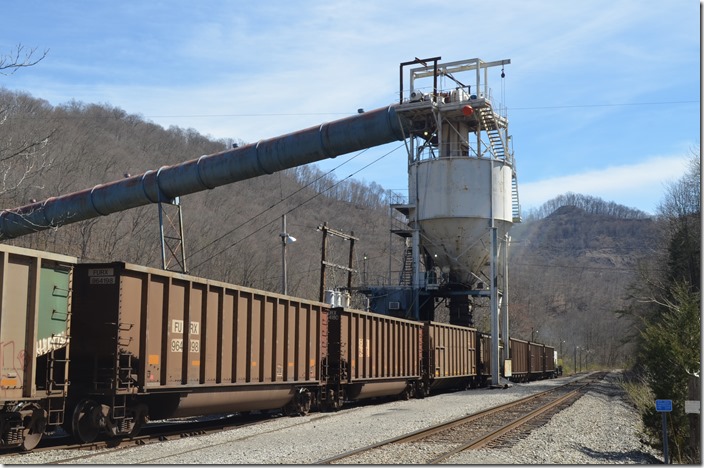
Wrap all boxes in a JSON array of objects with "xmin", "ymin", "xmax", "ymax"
[{"xmin": 0, "ymin": 106, "xmax": 407, "ymax": 240}]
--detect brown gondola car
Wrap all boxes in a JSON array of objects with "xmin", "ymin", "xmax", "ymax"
[
  {"xmin": 477, "ymin": 332, "xmax": 492, "ymax": 385},
  {"xmin": 326, "ymin": 307, "xmax": 423, "ymax": 407},
  {"xmin": 0, "ymin": 244, "xmax": 76, "ymax": 450},
  {"xmin": 478, "ymin": 332, "xmax": 507, "ymax": 386},
  {"xmin": 0, "ymin": 249, "xmax": 563, "ymax": 449},
  {"xmin": 424, "ymin": 322, "xmax": 477, "ymax": 392},
  {"xmin": 528, "ymin": 342, "xmax": 545, "ymax": 378},
  {"xmin": 67, "ymin": 261, "xmax": 328, "ymax": 443},
  {"xmin": 544, "ymin": 345, "xmax": 557, "ymax": 378},
  {"xmin": 508, "ymin": 338, "xmax": 530, "ymax": 382}
]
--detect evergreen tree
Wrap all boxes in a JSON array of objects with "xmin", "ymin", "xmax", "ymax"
[{"xmin": 628, "ymin": 150, "xmax": 701, "ymax": 463}]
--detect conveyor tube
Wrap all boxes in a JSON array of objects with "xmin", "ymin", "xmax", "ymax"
[{"xmin": 0, "ymin": 105, "xmax": 406, "ymax": 240}]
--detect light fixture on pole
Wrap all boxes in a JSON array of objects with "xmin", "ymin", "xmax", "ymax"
[
  {"xmin": 280, "ymin": 215, "xmax": 296, "ymax": 295},
  {"xmin": 531, "ymin": 327, "xmax": 538, "ymax": 342}
]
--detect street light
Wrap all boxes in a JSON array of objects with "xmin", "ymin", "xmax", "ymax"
[
  {"xmin": 559, "ymin": 340, "xmax": 566, "ymax": 375},
  {"xmin": 579, "ymin": 347, "xmax": 583, "ymax": 372},
  {"xmin": 531, "ymin": 328, "xmax": 538, "ymax": 342},
  {"xmin": 280, "ymin": 215, "xmax": 296, "ymax": 295}
]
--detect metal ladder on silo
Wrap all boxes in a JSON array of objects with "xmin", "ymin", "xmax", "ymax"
[{"xmin": 511, "ymin": 171, "xmax": 521, "ymax": 223}]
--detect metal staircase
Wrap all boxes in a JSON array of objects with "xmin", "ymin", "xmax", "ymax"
[
  {"xmin": 399, "ymin": 246, "xmax": 413, "ymax": 286},
  {"xmin": 478, "ymin": 104, "xmax": 521, "ymax": 223},
  {"xmin": 477, "ymin": 105, "xmax": 508, "ymax": 161}
]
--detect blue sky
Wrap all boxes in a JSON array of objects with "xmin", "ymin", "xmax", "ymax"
[{"xmin": 1, "ymin": 0, "xmax": 700, "ymax": 215}]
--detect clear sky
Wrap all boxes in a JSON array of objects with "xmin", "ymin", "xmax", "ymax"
[{"xmin": 1, "ymin": 0, "xmax": 700, "ymax": 215}]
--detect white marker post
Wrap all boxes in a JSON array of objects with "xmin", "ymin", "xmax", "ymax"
[{"xmin": 655, "ymin": 399, "xmax": 673, "ymax": 464}]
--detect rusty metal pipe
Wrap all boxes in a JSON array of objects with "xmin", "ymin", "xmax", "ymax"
[{"xmin": 0, "ymin": 105, "xmax": 407, "ymax": 240}]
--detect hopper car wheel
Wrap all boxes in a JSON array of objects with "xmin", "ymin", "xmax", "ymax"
[
  {"xmin": 125, "ymin": 404, "xmax": 147, "ymax": 438},
  {"xmin": 283, "ymin": 389, "xmax": 312, "ymax": 416},
  {"xmin": 72, "ymin": 399, "xmax": 101, "ymax": 444},
  {"xmin": 18, "ymin": 405, "xmax": 46, "ymax": 451},
  {"xmin": 415, "ymin": 382, "xmax": 428, "ymax": 399},
  {"xmin": 296, "ymin": 389, "xmax": 312, "ymax": 416},
  {"xmin": 398, "ymin": 384, "xmax": 413, "ymax": 401},
  {"xmin": 320, "ymin": 389, "xmax": 342, "ymax": 412}
]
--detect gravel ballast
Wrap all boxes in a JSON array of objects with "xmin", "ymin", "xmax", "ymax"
[{"xmin": 0, "ymin": 371, "xmax": 661, "ymax": 464}]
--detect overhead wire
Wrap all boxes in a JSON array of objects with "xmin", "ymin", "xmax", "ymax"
[
  {"xmin": 188, "ymin": 142, "xmax": 405, "ymax": 271},
  {"xmin": 6, "ymin": 99, "xmax": 695, "ymax": 122},
  {"xmin": 187, "ymin": 147, "xmax": 371, "ymax": 261}
]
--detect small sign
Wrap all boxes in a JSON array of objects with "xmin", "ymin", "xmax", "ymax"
[
  {"xmin": 90, "ymin": 276, "xmax": 115, "ymax": 285},
  {"xmin": 504, "ymin": 359, "xmax": 512, "ymax": 377},
  {"xmin": 88, "ymin": 268, "xmax": 115, "ymax": 285},
  {"xmin": 88, "ymin": 268, "xmax": 114, "ymax": 276},
  {"xmin": 685, "ymin": 400, "xmax": 700, "ymax": 414},
  {"xmin": 656, "ymin": 399, "xmax": 673, "ymax": 412}
]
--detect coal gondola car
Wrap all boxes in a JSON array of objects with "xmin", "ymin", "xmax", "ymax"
[
  {"xmin": 0, "ymin": 244, "xmax": 76, "ymax": 450},
  {"xmin": 508, "ymin": 337, "xmax": 530, "ymax": 382},
  {"xmin": 477, "ymin": 332, "xmax": 503, "ymax": 387},
  {"xmin": 544, "ymin": 345, "xmax": 557, "ymax": 378},
  {"xmin": 528, "ymin": 342, "xmax": 558, "ymax": 380},
  {"xmin": 0, "ymin": 247, "xmax": 565, "ymax": 449},
  {"xmin": 507, "ymin": 338, "xmax": 558, "ymax": 382},
  {"xmin": 325, "ymin": 307, "xmax": 423, "ymax": 408},
  {"xmin": 528, "ymin": 341, "xmax": 545, "ymax": 380},
  {"xmin": 423, "ymin": 322, "xmax": 478, "ymax": 392},
  {"xmin": 66, "ymin": 261, "xmax": 329, "ymax": 443}
]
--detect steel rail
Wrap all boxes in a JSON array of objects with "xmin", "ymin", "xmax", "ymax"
[
  {"xmin": 315, "ymin": 379, "xmax": 589, "ymax": 465},
  {"xmin": 427, "ymin": 387, "xmax": 583, "ymax": 464}
]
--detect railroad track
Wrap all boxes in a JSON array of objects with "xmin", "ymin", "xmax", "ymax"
[
  {"xmin": 5, "ymin": 407, "xmax": 347, "ymax": 464},
  {"xmin": 10, "ymin": 411, "xmax": 279, "ymax": 460},
  {"xmin": 317, "ymin": 372, "xmax": 606, "ymax": 465}
]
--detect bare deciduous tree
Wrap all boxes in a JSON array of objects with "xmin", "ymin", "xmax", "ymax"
[
  {"xmin": 0, "ymin": 44, "xmax": 48, "ymax": 76},
  {"xmin": 0, "ymin": 45, "xmax": 53, "ymax": 206}
]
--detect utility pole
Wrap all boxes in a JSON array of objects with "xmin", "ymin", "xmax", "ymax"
[
  {"xmin": 280, "ymin": 215, "xmax": 296, "ymax": 295},
  {"xmin": 317, "ymin": 222, "xmax": 358, "ymax": 302}
]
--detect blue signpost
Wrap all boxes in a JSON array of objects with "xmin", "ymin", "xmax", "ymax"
[{"xmin": 656, "ymin": 400, "xmax": 672, "ymax": 463}]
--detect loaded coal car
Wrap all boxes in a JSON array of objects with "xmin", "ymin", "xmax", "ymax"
[
  {"xmin": 507, "ymin": 338, "xmax": 558, "ymax": 382},
  {"xmin": 477, "ymin": 332, "xmax": 503, "ymax": 387},
  {"xmin": 528, "ymin": 342, "xmax": 558, "ymax": 380},
  {"xmin": 423, "ymin": 322, "xmax": 478, "ymax": 392},
  {"xmin": 528, "ymin": 341, "xmax": 546, "ymax": 380},
  {"xmin": 544, "ymin": 345, "xmax": 557, "ymax": 378},
  {"xmin": 0, "ymin": 244, "xmax": 76, "ymax": 450},
  {"xmin": 325, "ymin": 307, "xmax": 423, "ymax": 409},
  {"xmin": 66, "ymin": 261, "xmax": 328, "ymax": 443},
  {"xmin": 507, "ymin": 337, "xmax": 530, "ymax": 382}
]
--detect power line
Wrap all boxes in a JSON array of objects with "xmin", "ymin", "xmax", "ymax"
[
  {"xmin": 3, "ymin": 100, "xmax": 697, "ymax": 121},
  {"xmin": 188, "ymin": 143, "xmax": 405, "ymax": 271},
  {"xmin": 187, "ymin": 146, "xmax": 372, "ymax": 259},
  {"xmin": 508, "ymin": 100, "xmax": 697, "ymax": 111},
  {"xmin": 132, "ymin": 99, "xmax": 702, "ymax": 118},
  {"xmin": 511, "ymin": 261, "xmax": 666, "ymax": 273}
]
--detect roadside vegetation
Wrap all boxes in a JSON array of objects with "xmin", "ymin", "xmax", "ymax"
[{"xmin": 621, "ymin": 152, "xmax": 701, "ymax": 464}]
